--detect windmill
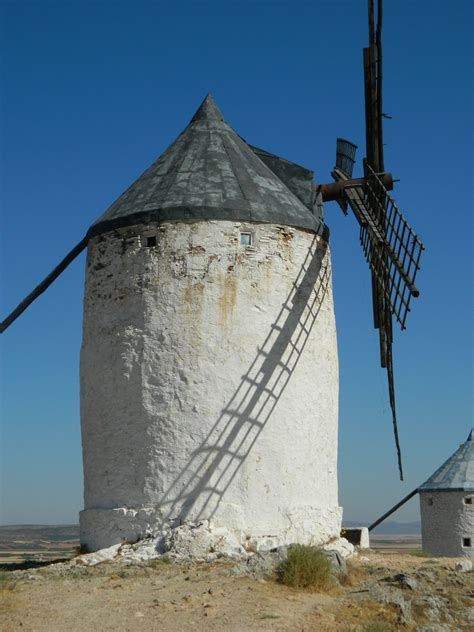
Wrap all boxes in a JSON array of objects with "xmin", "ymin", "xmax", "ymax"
[{"xmin": 1, "ymin": 0, "xmax": 424, "ymax": 551}]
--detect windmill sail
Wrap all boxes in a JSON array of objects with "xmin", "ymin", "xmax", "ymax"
[
  {"xmin": 361, "ymin": 163, "xmax": 424, "ymax": 330},
  {"xmin": 333, "ymin": 161, "xmax": 424, "ymax": 478},
  {"xmin": 327, "ymin": 0, "xmax": 426, "ymax": 479},
  {"xmin": 333, "ymin": 164, "xmax": 424, "ymax": 331}
]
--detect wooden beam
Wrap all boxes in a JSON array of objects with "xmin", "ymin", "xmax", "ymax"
[
  {"xmin": 0, "ymin": 237, "xmax": 88, "ymax": 334},
  {"xmin": 368, "ymin": 488, "xmax": 418, "ymax": 531},
  {"xmin": 376, "ymin": 0, "xmax": 384, "ymax": 171}
]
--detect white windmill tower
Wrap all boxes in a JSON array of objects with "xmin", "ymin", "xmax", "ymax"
[
  {"xmin": 78, "ymin": 94, "xmax": 341, "ymax": 551},
  {"xmin": 369, "ymin": 429, "xmax": 473, "ymax": 558},
  {"xmin": 419, "ymin": 429, "xmax": 474, "ymax": 557},
  {"xmin": 1, "ymin": 1, "xmax": 424, "ymax": 554}
]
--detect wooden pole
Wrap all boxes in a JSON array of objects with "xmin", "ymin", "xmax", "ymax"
[
  {"xmin": 368, "ymin": 488, "xmax": 418, "ymax": 531},
  {"xmin": 365, "ymin": 1, "xmax": 403, "ymax": 479},
  {"xmin": 0, "ymin": 237, "xmax": 88, "ymax": 334},
  {"xmin": 366, "ymin": 0, "xmax": 379, "ymax": 171},
  {"xmin": 368, "ymin": 0, "xmax": 375, "ymax": 48},
  {"xmin": 376, "ymin": 0, "xmax": 384, "ymax": 171}
]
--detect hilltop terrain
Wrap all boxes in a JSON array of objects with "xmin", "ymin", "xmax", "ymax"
[{"xmin": 1, "ymin": 527, "xmax": 472, "ymax": 631}]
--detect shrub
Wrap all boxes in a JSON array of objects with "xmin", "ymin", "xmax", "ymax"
[
  {"xmin": 0, "ymin": 571, "xmax": 17, "ymax": 592},
  {"xmin": 147, "ymin": 555, "xmax": 171, "ymax": 568},
  {"xmin": 276, "ymin": 545, "xmax": 334, "ymax": 591}
]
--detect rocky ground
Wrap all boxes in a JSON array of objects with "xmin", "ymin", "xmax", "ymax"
[{"xmin": 1, "ymin": 546, "xmax": 473, "ymax": 631}]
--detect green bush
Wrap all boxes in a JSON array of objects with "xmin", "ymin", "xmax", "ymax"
[{"xmin": 276, "ymin": 545, "xmax": 334, "ymax": 590}]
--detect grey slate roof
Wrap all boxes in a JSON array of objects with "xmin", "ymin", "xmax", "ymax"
[
  {"xmin": 88, "ymin": 95, "xmax": 325, "ymax": 239},
  {"xmin": 419, "ymin": 429, "xmax": 474, "ymax": 492}
]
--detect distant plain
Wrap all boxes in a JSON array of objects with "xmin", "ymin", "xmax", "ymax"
[{"xmin": 0, "ymin": 524, "xmax": 422, "ymax": 566}]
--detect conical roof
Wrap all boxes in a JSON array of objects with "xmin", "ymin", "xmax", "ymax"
[
  {"xmin": 87, "ymin": 95, "xmax": 324, "ymax": 239},
  {"xmin": 419, "ymin": 429, "xmax": 474, "ymax": 492}
]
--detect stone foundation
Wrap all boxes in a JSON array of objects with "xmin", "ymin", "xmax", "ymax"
[{"xmin": 80, "ymin": 506, "xmax": 343, "ymax": 553}]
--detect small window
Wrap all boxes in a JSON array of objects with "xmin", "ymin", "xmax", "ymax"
[
  {"xmin": 464, "ymin": 496, "xmax": 473, "ymax": 505},
  {"xmin": 240, "ymin": 232, "xmax": 253, "ymax": 246},
  {"xmin": 146, "ymin": 236, "xmax": 157, "ymax": 247},
  {"xmin": 428, "ymin": 497, "xmax": 434, "ymax": 506},
  {"xmin": 462, "ymin": 537, "xmax": 471, "ymax": 547}
]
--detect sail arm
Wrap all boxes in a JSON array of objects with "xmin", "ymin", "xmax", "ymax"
[
  {"xmin": 0, "ymin": 237, "xmax": 88, "ymax": 334},
  {"xmin": 384, "ymin": 304, "xmax": 404, "ymax": 479}
]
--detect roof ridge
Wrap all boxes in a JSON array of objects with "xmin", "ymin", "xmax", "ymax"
[
  {"xmin": 88, "ymin": 96, "xmax": 326, "ymax": 239},
  {"xmin": 190, "ymin": 94, "xmax": 224, "ymax": 124},
  {"xmin": 419, "ymin": 430, "xmax": 474, "ymax": 492}
]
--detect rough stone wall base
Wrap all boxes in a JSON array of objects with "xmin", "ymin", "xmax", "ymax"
[{"xmin": 80, "ymin": 505, "xmax": 343, "ymax": 553}]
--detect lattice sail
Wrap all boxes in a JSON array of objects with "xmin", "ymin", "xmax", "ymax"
[
  {"xmin": 333, "ymin": 164, "xmax": 424, "ymax": 330},
  {"xmin": 361, "ymin": 163, "xmax": 424, "ymax": 330}
]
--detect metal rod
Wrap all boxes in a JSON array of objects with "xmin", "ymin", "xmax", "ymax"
[
  {"xmin": 0, "ymin": 237, "xmax": 88, "ymax": 334},
  {"xmin": 368, "ymin": 487, "xmax": 418, "ymax": 531}
]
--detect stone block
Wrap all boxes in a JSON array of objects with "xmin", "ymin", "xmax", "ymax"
[{"xmin": 341, "ymin": 527, "xmax": 370, "ymax": 548}]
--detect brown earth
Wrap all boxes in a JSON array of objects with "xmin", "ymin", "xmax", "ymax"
[{"xmin": 1, "ymin": 549, "xmax": 473, "ymax": 631}]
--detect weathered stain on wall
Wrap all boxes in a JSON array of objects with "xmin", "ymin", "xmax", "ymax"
[
  {"xmin": 218, "ymin": 274, "xmax": 238, "ymax": 327},
  {"xmin": 184, "ymin": 282, "xmax": 205, "ymax": 315}
]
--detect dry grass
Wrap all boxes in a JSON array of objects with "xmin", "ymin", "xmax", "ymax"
[
  {"xmin": 0, "ymin": 571, "xmax": 16, "ymax": 592},
  {"xmin": 408, "ymin": 549, "xmax": 432, "ymax": 558},
  {"xmin": 339, "ymin": 560, "xmax": 369, "ymax": 587},
  {"xmin": 341, "ymin": 625, "xmax": 395, "ymax": 632},
  {"xmin": 0, "ymin": 571, "xmax": 18, "ymax": 616},
  {"xmin": 361, "ymin": 625, "xmax": 394, "ymax": 632},
  {"xmin": 146, "ymin": 554, "xmax": 171, "ymax": 568},
  {"xmin": 276, "ymin": 545, "xmax": 334, "ymax": 591}
]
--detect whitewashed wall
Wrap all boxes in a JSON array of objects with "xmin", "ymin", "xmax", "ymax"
[
  {"xmin": 420, "ymin": 491, "xmax": 474, "ymax": 557},
  {"xmin": 80, "ymin": 220, "xmax": 341, "ymax": 551}
]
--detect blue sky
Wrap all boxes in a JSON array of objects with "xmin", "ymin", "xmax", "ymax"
[{"xmin": 1, "ymin": 0, "xmax": 472, "ymax": 526}]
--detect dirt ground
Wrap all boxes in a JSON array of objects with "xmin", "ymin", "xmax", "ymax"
[{"xmin": 1, "ymin": 550, "xmax": 473, "ymax": 631}]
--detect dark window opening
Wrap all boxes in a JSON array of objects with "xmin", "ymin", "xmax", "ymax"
[
  {"xmin": 240, "ymin": 232, "xmax": 253, "ymax": 246},
  {"xmin": 464, "ymin": 497, "xmax": 473, "ymax": 505},
  {"xmin": 428, "ymin": 497, "xmax": 434, "ymax": 506},
  {"xmin": 462, "ymin": 537, "xmax": 471, "ymax": 547},
  {"xmin": 146, "ymin": 236, "xmax": 157, "ymax": 247}
]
